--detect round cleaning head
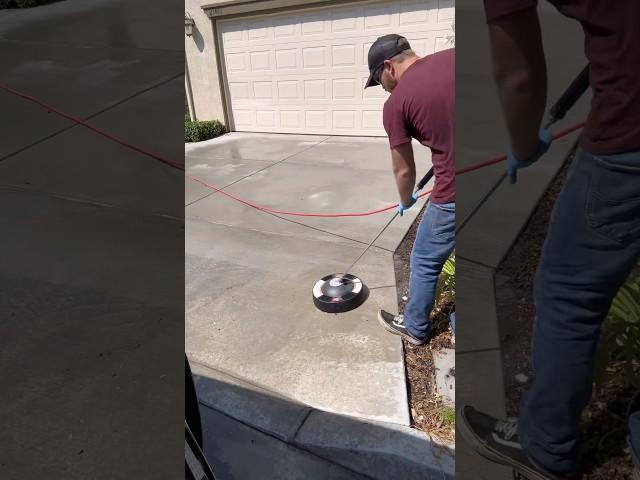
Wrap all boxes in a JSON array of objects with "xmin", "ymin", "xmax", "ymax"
[{"xmin": 312, "ymin": 273, "xmax": 369, "ymax": 313}]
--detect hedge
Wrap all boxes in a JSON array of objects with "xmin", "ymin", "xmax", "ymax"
[{"xmin": 185, "ymin": 116, "xmax": 227, "ymax": 143}]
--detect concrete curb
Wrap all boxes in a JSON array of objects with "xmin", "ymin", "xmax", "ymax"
[
  {"xmin": 294, "ymin": 410, "xmax": 454, "ymax": 480},
  {"xmin": 191, "ymin": 361, "xmax": 454, "ymax": 480}
]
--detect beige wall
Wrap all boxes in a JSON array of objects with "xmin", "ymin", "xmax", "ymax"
[{"xmin": 185, "ymin": 0, "xmax": 226, "ymax": 122}]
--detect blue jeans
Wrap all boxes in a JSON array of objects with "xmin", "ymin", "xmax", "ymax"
[
  {"xmin": 519, "ymin": 149, "xmax": 640, "ymax": 475},
  {"xmin": 404, "ymin": 201, "xmax": 455, "ymax": 340}
]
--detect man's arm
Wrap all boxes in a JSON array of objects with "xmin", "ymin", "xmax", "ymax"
[
  {"xmin": 391, "ymin": 142, "xmax": 416, "ymax": 206},
  {"xmin": 488, "ymin": 7, "xmax": 547, "ymax": 160}
]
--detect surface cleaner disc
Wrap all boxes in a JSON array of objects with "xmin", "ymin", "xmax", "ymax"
[{"xmin": 312, "ymin": 273, "xmax": 368, "ymax": 313}]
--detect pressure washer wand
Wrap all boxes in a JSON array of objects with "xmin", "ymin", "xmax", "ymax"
[
  {"xmin": 456, "ymin": 64, "xmax": 591, "ymax": 234},
  {"xmin": 343, "ymin": 167, "xmax": 435, "ymax": 276},
  {"xmin": 547, "ymin": 64, "xmax": 590, "ymax": 126}
]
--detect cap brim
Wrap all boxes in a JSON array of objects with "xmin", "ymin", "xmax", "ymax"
[{"xmin": 364, "ymin": 68, "xmax": 379, "ymax": 89}]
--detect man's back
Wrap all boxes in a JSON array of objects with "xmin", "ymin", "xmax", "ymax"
[
  {"xmin": 485, "ymin": 0, "xmax": 640, "ymax": 154},
  {"xmin": 383, "ymin": 48, "xmax": 455, "ymax": 204}
]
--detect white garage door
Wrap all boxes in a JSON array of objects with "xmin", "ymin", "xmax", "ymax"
[{"xmin": 218, "ymin": 0, "xmax": 454, "ymax": 136}]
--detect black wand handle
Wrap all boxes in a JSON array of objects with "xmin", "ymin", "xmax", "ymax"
[
  {"xmin": 548, "ymin": 64, "xmax": 590, "ymax": 125},
  {"xmin": 416, "ymin": 166, "xmax": 435, "ymax": 191}
]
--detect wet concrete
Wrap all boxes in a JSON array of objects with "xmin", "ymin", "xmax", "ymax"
[{"xmin": 185, "ymin": 133, "xmax": 434, "ymax": 425}]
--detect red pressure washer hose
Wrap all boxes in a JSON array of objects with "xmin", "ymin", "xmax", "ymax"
[
  {"xmin": 0, "ymin": 83, "xmax": 185, "ymax": 171},
  {"xmin": 1, "ymin": 83, "xmax": 585, "ymax": 218},
  {"xmin": 186, "ymin": 121, "xmax": 584, "ymax": 218}
]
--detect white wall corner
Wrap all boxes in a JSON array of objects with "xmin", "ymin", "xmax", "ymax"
[{"xmin": 185, "ymin": 0, "xmax": 227, "ymax": 124}]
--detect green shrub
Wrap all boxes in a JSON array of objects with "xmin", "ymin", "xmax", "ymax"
[
  {"xmin": 184, "ymin": 118, "xmax": 226, "ymax": 143},
  {"xmin": 184, "ymin": 119, "xmax": 197, "ymax": 143}
]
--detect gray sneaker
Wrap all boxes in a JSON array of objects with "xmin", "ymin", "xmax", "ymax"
[
  {"xmin": 459, "ymin": 406, "xmax": 578, "ymax": 480},
  {"xmin": 377, "ymin": 310, "xmax": 426, "ymax": 345}
]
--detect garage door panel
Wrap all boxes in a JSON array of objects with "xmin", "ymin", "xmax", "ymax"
[
  {"xmin": 300, "ymin": 11, "xmax": 330, "ymax": 36},
  {"xmin": 233, "ymin": 109, "xmax": 253, "ymax": 128},
  {"xmin": 362, "ymin": 110, "xmax": 383, "ymax": 130},
  {"xmin": 331, "ymin": 44, "xmax": 359, "ymax": 67},
  {"xmin": 228, "ymin": 82, "xmax": 250, "ymax": 101},
  {"xmin": 301, "ymin": 46, "xmax": 328, "ymax": 70},
  {"xmin": 224, "ymin": 52, "xmax": 247, "ymax": 72},
  {"xmin": 275, "ymin": 48, "xmax": 298, "ymax": 70},
  {"xmin": 219, "ymin": 0, "xmax": 454, "ymax": 135},
  {"xmin": 363, "ymin": 4, "xmax": 395, "ymax": 30},
  {"xmin": 333, "ymin": 110, "xmax": 357, "ymax": 129},
  {"xmin": 249, "ymin": 50, "xmax": 273, "ymax": 72},
  {"xmin": 332, "ymin": 78, "xmax": 357, "ymax": 99},
  {"xmin": 253, "ymin": 81, "xmax": 275, "ymax": 100},
  {"xmin": 331, "ymin": 7, "xmax": 364, "ymax": 33}
]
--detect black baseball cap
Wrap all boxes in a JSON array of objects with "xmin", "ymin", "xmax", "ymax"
[{"xmin": 364, "ymin": 34, "xmax": 412, "ymax": 89}]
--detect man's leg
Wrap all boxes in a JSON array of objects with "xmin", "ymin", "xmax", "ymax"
[
  {"xmin": 449, "ymin": 309, "xmax": 456, "ymax": 337},
  {"xmin": 519, "ymin": 149, "xmax": 640, "ymax": 475},
  {"xmin": 403, "ymin": 201, "xmax": 455, "ymax": 340}
]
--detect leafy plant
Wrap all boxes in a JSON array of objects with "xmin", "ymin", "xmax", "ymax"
[
  {"xmin": 185, "ymin": 118, "xmax": 226, "ymax": 143},
  {"xmin": 436, "ymin": 252, "xmax": 455, "ymax": 302},
  {"xmin": 441, "ymin": 406, "xmax": 456, "ymax": 428},
  {"xmin": 441, "ymin": 253, "xmax": 455, "ymax": 290},
  {"xmin": 594, "ymin": 278, "xmax": 640, "ymax": 393}
]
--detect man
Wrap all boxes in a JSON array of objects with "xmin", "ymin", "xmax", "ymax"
[
  {"xmin": 460, "ymin": 2, "xmax": 640, "ymax": 480},
  {"xmin": 364, "ymin": 34, "xmax": 455, "ymax": 346}
]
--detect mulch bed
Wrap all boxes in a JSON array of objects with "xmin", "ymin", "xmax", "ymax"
[
  {"xmin": 394, "ymin": 204, "xmax": 455, "ymax": 442},
  {"xmin": 496, "ymin": 144, "xmax": 637, "ymax": 479}
]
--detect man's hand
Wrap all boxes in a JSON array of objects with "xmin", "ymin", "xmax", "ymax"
[
  {"xmin": 507, "ymin": 128, "xmax": 553, "ymax": 183},
  {"xmin": 398, "ymin": 192, "xmax": 418, "ymax": 216}
]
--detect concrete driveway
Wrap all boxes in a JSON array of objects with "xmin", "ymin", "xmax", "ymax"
[
  {"xmin": 1, "ymin": 1, "xmax": 183, "ymax": 478},
  {"xmin": 185, "ymin": 133, "xmax": 433, "ymax": 425}
]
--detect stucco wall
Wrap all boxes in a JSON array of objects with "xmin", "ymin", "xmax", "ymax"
[{"xmin": 185, "ymin": 0, "xmax": 226, "ymax": 122}]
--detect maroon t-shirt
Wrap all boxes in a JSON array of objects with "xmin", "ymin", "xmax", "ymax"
[
  {"xmin": 382, "ymin": 48, "xmax": 455, "ymax": 204},
  {"xmin": 484, "ymin": 0, "xmax": 640, "ymax": 154}
]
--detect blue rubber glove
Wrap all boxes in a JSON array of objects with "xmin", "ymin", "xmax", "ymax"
[
  {"xmin": 398, "ymin": 192, "xmax": 418, "ymax": 216},
  {"xmin": 507, "ymin": 129, "xmax": 553, "ymax": 184}
]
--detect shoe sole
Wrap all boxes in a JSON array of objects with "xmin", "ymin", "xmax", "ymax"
[
  {"xmin": 376, "ymin": 311, "xmax": 425, "ymax": 346},
  {"xmin": 457, "ymin": 407, "xmax": 558, "ymax": 480}
]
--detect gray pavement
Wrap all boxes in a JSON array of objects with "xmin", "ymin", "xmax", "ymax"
[
  {"xmin": 455, "ymin": 2, "xmax": 590, "ymax": 478},
  {"xmin": 185, "ymin": 132, "xmax": 432, "ymax": 426},
  {"xmin": 200, "ymin": 404, "xmax": 372, "ymax": 480},
  {"xmin": 0, "ymin": 1, "xmax": 183, "ymax": 478},
  {"xmin": 192, "ymin": 361, "xmax": 454, "ymax": 480}
]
